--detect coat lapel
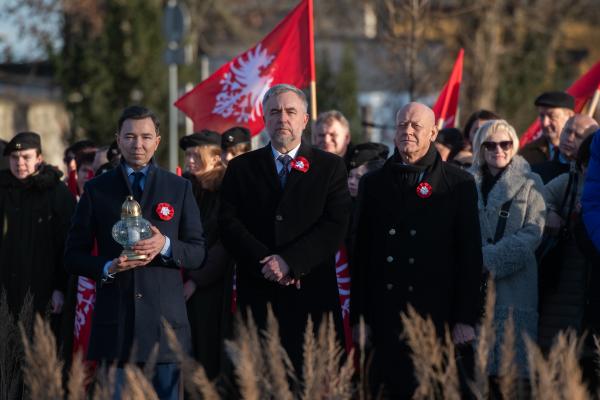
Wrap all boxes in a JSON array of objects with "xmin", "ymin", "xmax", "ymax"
[
  {"xmin": 282, "ymin": 142, "xmax": 312, "ymax": 196},
  {"xmin": 258, "ymin": 144, "xmax": 283, "ymax": 194}
]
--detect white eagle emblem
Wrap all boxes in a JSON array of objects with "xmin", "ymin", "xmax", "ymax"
[
  {"xmin": 160, "ymin": 206, "xmax": 171, "ymax": 217},
  {"xmin": 213, "ymin": 44, "xmax": 275, "ymax": 123}
]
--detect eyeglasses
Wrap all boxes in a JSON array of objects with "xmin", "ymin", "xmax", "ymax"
[{"xmin": 482, "ymin": 141, "xmax": 513, "ymax": 151}]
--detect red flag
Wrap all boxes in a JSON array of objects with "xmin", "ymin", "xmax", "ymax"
[
  {"xmin": 432, "ymin": 49, "xmax": 464, "ymax": 129},
  {"xmin": 520, "ymin": 60, "xmax": 600, "ymax": 146},
  {"xmin": 175, "ymin": 0, "xmax": 314, "ymax": 136},
  {"xmin": 335, "ymin": 246, "xmax": 352, "ymax": 354}
]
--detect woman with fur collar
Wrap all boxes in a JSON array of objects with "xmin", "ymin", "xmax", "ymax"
[{"xmin": 469, "ymin": 120, "xmax": 546, "ymax": 387}]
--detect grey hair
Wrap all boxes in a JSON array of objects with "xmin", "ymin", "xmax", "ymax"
[
  {"xmin": 471, "ymin": 119, "xmax": 520, "ymax": 170},
  {"xmin": 315, "ymin": 110, "xmax": 350, "ymax": 132},
  {"xmin": 262, "ymin": 84, "xmax": 308, "ymax": 112}
]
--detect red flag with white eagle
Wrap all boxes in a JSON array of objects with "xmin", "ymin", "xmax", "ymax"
[
  {"xmin": 432, "ymin": 48, "xmax": 464, "ymax": 129},
  {"xmin": 175, "ymin": 0, "xmax": 315, "ymax": 136},
  {"xmin": 520, "ymin": 60, "xmax": 600, "ymax": 146}
]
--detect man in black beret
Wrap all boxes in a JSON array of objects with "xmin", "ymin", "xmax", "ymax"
[
  {"xmin": 221, "ymin": 126, "xmax": 251, "ymax": 164},
  {"xmin": 0, "ymin": 131, "xmax": 76, "ymax": 322},
  {"xmin": 520, "ymin": 91, "xmax": 575, "ymax": 166}
]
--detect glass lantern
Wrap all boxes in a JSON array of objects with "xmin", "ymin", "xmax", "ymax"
[{"xmin": 111, "ymin": 196, "xmax": 153, "ymax": 260}]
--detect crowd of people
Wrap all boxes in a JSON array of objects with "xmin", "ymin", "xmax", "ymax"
[{"xmin": 1, "ymin": 83, "xmax": 600, "ymax": 399}]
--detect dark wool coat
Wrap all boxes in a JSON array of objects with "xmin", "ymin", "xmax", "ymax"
[
  {"xmin": 219, "ymin": 142, "xmax": 351, "ymax": 370},
  {"xmin": 64, "ymin": 161, "xmax": 206, "ymax": 363},
  {"xmin": 519, "ymin": 136, "xmax": 551, "ymax": 166},
  {"xmin": 350, "ymin": 146, "xmax": 483, "ymax": 398},
  {"xmin": 183, "ymin": 170, "xmax": 234, "ymax": 379},
  {"xmin": 0, "ymin": 165, "xmax": 76, "ymax": 316}
]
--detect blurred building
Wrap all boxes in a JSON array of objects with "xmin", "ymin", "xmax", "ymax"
[{"xmin": 0, "ymin": 62, "xmax": 69, "ymax": 169}]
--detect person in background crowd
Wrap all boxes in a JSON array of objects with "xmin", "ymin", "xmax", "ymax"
[
  {"xmin": 351, "ymin": 102, "xmax": 482, "ymax": 398},
  {"xmin": 63, "ymin": 139, "xmax": 97, "ymax": 196},
  {"xmin": 0, "ymin": 139, "xmax": 8, "ymax": 169},
  {"xmin": 434, "ymin": 127, "xmax": 464, "ymax": 162},
  {"xmin": 346, "ymin": 142, "xmax": 388, "ymax": 199},
  {"xmin": 470, "ymin": 120, "xmax": 546, "ymax": 396},
  {"xmin": 313, "ymin": 110, "xmax": 354, "ymax": 169},
  {"xmin": 0, "ymin": 132, "xmax": 76, "ymax": 320},
  {"xmin": 221, "ymin": 126, "xmax": 251, "ymax": 164},
  {"xmin": 538, "ymin": 133, "xmax": 596, "ymax": 364},
  {"xmin": 64, "ymin": 106, "xmax": 206, "ymax": 399},
  {"xmin": 574, "ymin": 129, "xmax": 600, "ymax": 392},
  {"xmin": 219, "ymin": 84, "xmax": 351, "ymax": 373},
  {"xmin": 63, "ymin": 139, "xmax": 97, "ymax": 174},
  {"xmin": 453, "ymin": 109, "xmax": 500, "ymax": 168},
  {"xmin": 179, "ymin": 130, "xmax": 233, "ymax": 379},
  {"xmin": 520, "ymin": 91, "xmax": 575, "ymax": 166},
  {"xmin": 532, "ymin": 114, "xmax": 598, "ymax": 183},
  {"xmin": 336, "ymin": 142, "xmax": 387, "ymax": 352},
  {"xmin": 75, "ymin": 151, "xmax": 96, "ymax": 197},
  {"xmin": 92, "ymin": 146, "xmax": 109, "ymax": 173},
  {"xmin": 94, "ymin": 140, "xmax": 122, "ymax": 176}
]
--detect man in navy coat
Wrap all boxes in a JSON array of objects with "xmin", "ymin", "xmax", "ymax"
[
  {"xmin": 219, "ymin": 84, "xmax": 351, "ymax": 372},
  {"xmin": 65, "ymin": 106, "xmax": 205, "ymax": 399}
]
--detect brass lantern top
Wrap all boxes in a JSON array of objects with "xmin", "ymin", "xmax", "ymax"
[{"xmin": 121, "ymin": 196, "xmax": 142, "ymax": 218}]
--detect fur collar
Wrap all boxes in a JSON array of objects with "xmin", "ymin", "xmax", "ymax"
[
  {"xmin": 471, "ymin": 155, "xmax": 532, "ymax": 209},
  {"xmin": 0, "ymin": 163, "xmax": 64, "ymax": 191}
]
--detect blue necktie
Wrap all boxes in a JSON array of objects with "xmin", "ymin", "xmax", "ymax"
[
  {"xmin": 277, "ymin": 154, "xmax": 293, "ymax": 187},
  {"xmin": 131, "ymin": 172, "xmax": 144, "ymax": 202}
]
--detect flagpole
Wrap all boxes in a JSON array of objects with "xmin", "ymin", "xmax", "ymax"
[
  {"xmin": 587, "ymin": 88, "xmax": 600, "ymax": 117},
  {"xmin": 308, "ymin": 0, "xmax": 317, "ymax": 121}
]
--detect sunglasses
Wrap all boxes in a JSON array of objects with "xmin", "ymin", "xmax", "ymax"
[{"xmin": 482, "ymin": 141, "xmax": 513, "ymax": 151}]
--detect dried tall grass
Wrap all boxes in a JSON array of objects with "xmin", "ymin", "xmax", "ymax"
[
  {"xmin": 20, "ymin": 314, "xmax": 64, "ymax": 400},
  {"xmin": 499, "ymin": 310, "xmax": 517, "ymax": 400},
  {"xmin": 163, "ymin": 319, "xmax": 220, "ymax": 400},
  {"xmin": 525, "ymin": 330, "xmax": 590, "ymax": 400},
  {"xmin": 401, "ymin": 305, "xmax": 460, "ymax": 400},
  {"xmin": 471, "ymin": 277, "xmax": 496, "ymax": 400},
  {"xmin": 0, "ymin": 290, "xmax": 32, "ymax": 400},
  {"xmin": 10, "ymin": 283, "xmax": 600, "ymax": 400}
]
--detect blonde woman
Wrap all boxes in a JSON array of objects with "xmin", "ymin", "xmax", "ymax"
[
  {"xmin": 470, "ymin": 120, "xmax": 546, "ymax": 393},
  {"xmin": 179, "ymin": 130, "xmax": 232, "ymax": 379}
]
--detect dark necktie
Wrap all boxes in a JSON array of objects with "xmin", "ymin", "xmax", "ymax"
[
  {"xmin": 277, "ymin": 154, "xmax": 293, "ymax": 187},
  {"xmin": 131, "ymin": 171, "xmax": 144, "ymax": 202}
]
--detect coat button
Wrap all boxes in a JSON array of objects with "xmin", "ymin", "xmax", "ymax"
[
  {"xmin": 409, "ymin": 229, "xmax": 416, "ymax": 236},
  {"xmin": 135, "ymin": 293, "xmax": 143, "ymax": 299},
  {"xmin": 386, "ymin": 256, "xmax": 394, "ymax": 263},
  {"xmin": 408, "ymin": 257, "xmax": 415, "ymax": 264},
  {"xmin": 388, "ymin": 228, "xmax": 396, "ymax": 235},
  {"xmin": 408, "ymin": 285, "xmax": 414, "ymax": 292},
  {"xmin": 275, "ymin": 215, "xmax": 283, "ymax": 221},
  {"xmin": 387, "ymin": 283, "xmax": 394, "ymax": 290}
]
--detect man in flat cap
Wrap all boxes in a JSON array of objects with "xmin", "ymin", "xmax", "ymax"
[
  {"xmin": 520, "ymin": 91, "xmax": 575, "ymax": 166},
  {"xmin": 0, "ymin": 132, "xmax": 76, "ymax": 321},
  {"xmin": 221, "ymin": 126, "xmax": 251, "ymax": 164}
]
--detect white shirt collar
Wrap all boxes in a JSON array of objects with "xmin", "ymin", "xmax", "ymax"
[{"xmin": 271, "ymin": 143, "xmax": 301, "ymax": 162}]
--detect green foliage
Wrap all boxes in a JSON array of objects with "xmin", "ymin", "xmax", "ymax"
[
  {"xmin": 54, "ymin": 0, "xmax": 168, "ymax": 150},
  {"xmin": 316, "ymin": 45, "xmax": 361, "ymax": 141}
]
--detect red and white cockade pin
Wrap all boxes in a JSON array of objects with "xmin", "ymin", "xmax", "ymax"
[
  {"xmin": 156, "ymin": 202, "xmax": 175, "ymax": 221},
  {"xmin": 291, "ymin": 156, "xmax": 310, "ymax": 173},
  {"xmin": 416, "ymin": 182, "xmax": 432, "ymax": 198}
]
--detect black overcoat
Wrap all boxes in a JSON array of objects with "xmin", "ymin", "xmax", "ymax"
[
  {"xmin": 0, "ymin": 165, "xmax": 76, "ymax": 316},
  {"xmin": 64, "ymin": 161, "xmax": 205, "ymax": 363},
  {"xmin": 219, "ymin": 142, "xmax": 351, "ymax": 369},
  {"xmin": 350, "ymin": 147, "xmax": 483, "ymax": 397}
]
